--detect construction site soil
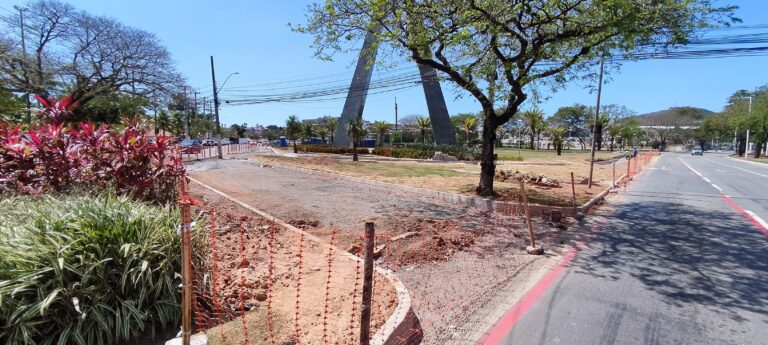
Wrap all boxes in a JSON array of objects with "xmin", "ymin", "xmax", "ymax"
[{"xmin": 188, "ymin": 159, "xmax": 566, "ymax": 344}]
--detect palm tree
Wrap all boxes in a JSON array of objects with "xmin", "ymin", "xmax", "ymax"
[
  {"xmin": 347, "ymin": 117, "xmax": 367, "ymax": 161},
  {"xmin": 316, "ymin": 126, "xmax": 329, "ymax": 144},
  {"xmin": 416, "ymin": 116, "xmax": 432, "ymax": 144},
  {"xmin": 371, "ymin": 121, "xmax": 391, "ymax": 146},
  {"xmin": 155, "ymin": 110, "xmax": 171, "ymax": 135},
  {"xmin": 302, "ymin": 122, "xmax": 314, "ymax": 143},
  {"xmin": 462, "ymin": 117, "xmax": 478, "ymax": 146},
  {"xmin": 549, "ymin": 126, "xmax": 567, "ymax": 155},
  {"xmin": 522, "ymin": 108, "xmax": 545, "ymax": 150},
  {"xmin": 327, "ymin": 117, "xmax": 338, "ymax": 145},
  {"xmin": 588, "ymin": 113, "xmax": 610, "ymax": 150},
  {"xmin": 285, "ymin": 115, "xmax": 302, "ymax": 153}
]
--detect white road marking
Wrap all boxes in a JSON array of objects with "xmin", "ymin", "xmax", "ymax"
[
  {"xmin": 679, "ymin": 158, "xmax": 727, "ymax": 194},
  {"xmin": 745, "ymin": 210, "xmax": 768, "ymax": 230},
  {"xmin": 705, "ymin": 158, "xmax": 768, "ymax": 178},
  {"xmin": 678, "ymin": 158, "xmax": 704, "ymax": 177}
]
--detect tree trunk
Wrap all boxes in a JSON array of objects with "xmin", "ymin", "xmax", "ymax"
[
  {"xmin": 556, "ymin": 142, "xmax": 562, "ymax": 155},
  {"xmin": 737, "ymin": 132, "xmax": 746, "ymax": 156},
  {"xmin": 476, "ymin": 110, "xmax": 497, "ymax": 196},
  {"xmin": 529, "ymin": 134, "xmax": 535, "ymax": 150},
  {"xmin": 352, "ymin": 140, "xmax": 359, "ymax": 161},
  {"xmin": 610, "ymin": 137, "xmax": 614, "ymax": 152},
  {"xmin": 293, "ymin": 140, "xmax": 297, "ymax": 153},
  {"xmin": 755, "ymin": 141, "xmax": 763, "ymax": 159}
]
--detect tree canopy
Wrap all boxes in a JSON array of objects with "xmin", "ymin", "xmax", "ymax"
[
  {"xmin": 298, "ymin": 0, "xmax": 738, "ymax": 195},
  {"xmin": 0, "ymin": 0, "xmax": 185, "ymax": 119}
]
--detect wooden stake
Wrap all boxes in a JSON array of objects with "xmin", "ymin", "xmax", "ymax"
[
  {"xmin": 519, "ymin": 181, "xmax": 539, "ymax": 253},
  {"xmin": 570, "ymin": 172, "xmax": 577, "ymax": 214},
  {"xmin": 360, "ymin": 222, "xmax": 375, "ymax": 345},
  {"xmin": 178, "ymin": 198, "xmax": 193, "ymax": 345}
]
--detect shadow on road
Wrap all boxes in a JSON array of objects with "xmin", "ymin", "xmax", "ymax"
[{"xmin": 571, "ymin": 200, "xmax": 768, "ymax": 322}]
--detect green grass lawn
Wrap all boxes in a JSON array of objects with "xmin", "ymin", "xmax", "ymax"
[
  {"xmin": 495, "ymin": 148, "xmax": 623, "ymax": 161},
  {"xmin": 341, "ymin": 161, "xmax": 466, "ymax": 178}
]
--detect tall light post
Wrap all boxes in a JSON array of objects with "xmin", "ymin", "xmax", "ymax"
[
  {"xmin": 588, "ymin": 59, "xmax": 605, "ymax": 189},
  {"xmin": 210, "ymin": 55, "xmax": 238, "ymax": 159}
]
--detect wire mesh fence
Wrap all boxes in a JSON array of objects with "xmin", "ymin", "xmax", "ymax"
[
  {"xmin": 176, "ymin": 149, "xmax": 660, "ymax": 344},
  {"xmin": 178, "ymin": 194, "xmax": 401, "ymax": 345}
]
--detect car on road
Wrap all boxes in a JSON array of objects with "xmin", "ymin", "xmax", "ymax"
[
  {"xmin": 180, "ymin": 139, "xmax": 203, "ymax": 154},
  {"xmin": 692, "ymin": 147, "xmax": 703, "ymax": 156},
  {"xmin": 219, "ymin": 139, "xmax": 230, "ymax": 146},
  {"xmin": 202, "ymin": 139, "xmax": 216, "ymax": 146}
]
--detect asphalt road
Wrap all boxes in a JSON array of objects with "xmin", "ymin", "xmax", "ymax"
[{"xmin": 501, "ymin": 152, "xmax": 768, "ymax": 345}]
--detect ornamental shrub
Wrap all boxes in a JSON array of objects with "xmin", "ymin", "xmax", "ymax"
[
  {"xmin": 0, "ymin": 193, "xmax": 181, "ymax": 345},
  {"xmin": 0, "ymin": 96, "xmax": 185, "ymax": 203}
]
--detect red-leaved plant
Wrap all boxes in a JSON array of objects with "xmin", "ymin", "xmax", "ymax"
[{"xmin": 0, "ymin": 95, "xmax": 185, "ymax": 203}]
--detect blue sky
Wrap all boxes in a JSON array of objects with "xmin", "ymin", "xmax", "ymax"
[{"xmin": 2, "ymin": 0, "xmax": 767, "ymax": 127}]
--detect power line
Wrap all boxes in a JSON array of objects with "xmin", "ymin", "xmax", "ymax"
[{"xmin": 214, "ymin": 25, "xmax": 768, "ymax": 107}]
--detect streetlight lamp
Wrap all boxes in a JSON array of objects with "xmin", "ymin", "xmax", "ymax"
[{"xmin": 210, "ymin": 54, "xmax": 238, "ymax": 159}]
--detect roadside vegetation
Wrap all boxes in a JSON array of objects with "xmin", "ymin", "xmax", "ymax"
[
  {"xmin": 0, "ymin": 95, "xmax": 187, "ymax": 344},
  {"xmin": 0, "ymin": 193, "xmax": 181, "ymax": 345}
]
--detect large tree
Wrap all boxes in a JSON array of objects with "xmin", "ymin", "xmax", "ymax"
[
  {"xmin": 298, "ymin": 0, "xmax": 737, "ymax": 195},
  {"xmin": 0, "ymin": 0, "xmax": 184, "ymax": 119},
  {"xmin": 550, "ymin": 104, "xmax": 590, "ymax": 150}
]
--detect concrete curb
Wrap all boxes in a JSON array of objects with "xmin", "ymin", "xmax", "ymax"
[
  {"xmin": 188, "ymin": 177, "xmax": 422, "ymax": 345},
  {"xmin": 726, "ymin": 155, "xmax": 768, "ymax": 168}
]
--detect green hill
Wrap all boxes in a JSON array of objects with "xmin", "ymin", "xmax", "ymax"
[{"xmin": 634, "ymin": 107, "xmax": 715, "ymax": 126}]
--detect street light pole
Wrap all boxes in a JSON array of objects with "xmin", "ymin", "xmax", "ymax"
[
  {"xmin": 210, "ymin": 56, "xmax": 224, "ymax": 159},
  {"xmin": 394, "ymin": 96, "xmax": 398, "ymax": 145},
  {"xmin": 588, "ymin": 59, "xmax": 605, "ymax": 189},
  {"xmin": 210, "ymin": 56, "xmax": 238, "ymax": 159}
]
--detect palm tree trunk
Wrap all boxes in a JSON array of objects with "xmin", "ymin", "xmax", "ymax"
[
  {"xmin": 352, "ymin": 140, "xmax": 359, "ymax": 161},
  {"xmin": 293, "ymin": 140, "xmax": 298, "ymax": 153},
  {"xmin": 529, "ymin": 134, "xmax": 535, "ymax": 150}
]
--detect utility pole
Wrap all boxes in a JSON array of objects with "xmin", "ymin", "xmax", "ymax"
[
  {"xmin": 211, "ymin": 56, "xmax": 224, "ymax": 159},
  {"xmin": 588, "ymin": 59, "xmax": 605, "ymax": 189},
  {"xmin": 15, "ymin": 5, "xmax": 31, "ymax": 124},
  {"xmin": 394, "ymin": 96, "xmax": 398, "ymax": 144},
  {"xmin": 193, "ymin": 91, "xmax": 199, "ymax": 120},
  {"xmin": 183, "ymin": 86, "xmax": 190, "ymax": 139},
  {"xmin": 202, "ymin": 96, "xmax": 207, "ymax": 116}
]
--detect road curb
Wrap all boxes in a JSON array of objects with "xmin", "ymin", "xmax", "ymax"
[{"xmin": 188, "ymin": 177, "xmax": 422, "ymax": 345}]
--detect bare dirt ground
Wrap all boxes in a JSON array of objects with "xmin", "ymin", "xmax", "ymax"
[
  {"xmin": 251, "ymin": 152, "xmax": 629, "ymax": 206},
  {"xmin": 187, "ymin": 182, "xmax": 397, "ymax": 345},
  {"xmin": 187, "ymin": 159, "xmax": 567, "ymax": 344}
]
